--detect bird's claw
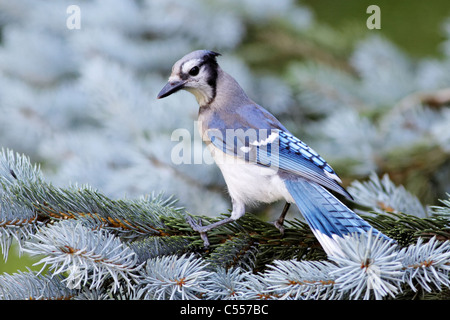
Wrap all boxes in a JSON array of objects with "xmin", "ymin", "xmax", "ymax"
[
  {"xmin": 271, "ymin": 220, "xmax": 285, "ymax": 236},
  {"xmin": 186, "ymin": 215, "xmax": 210, "ymax": 248}
]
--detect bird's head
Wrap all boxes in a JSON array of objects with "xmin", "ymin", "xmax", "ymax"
[{"xmin": 157, "ymin": 50, "xmax": 221, "ymax": 106}]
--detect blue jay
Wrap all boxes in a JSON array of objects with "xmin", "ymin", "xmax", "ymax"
[{"xmin": 157, "ymin": 50, "xmax": 389, "ymax": 257}]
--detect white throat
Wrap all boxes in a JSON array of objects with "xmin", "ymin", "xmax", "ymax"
[{"xmin": 186, "ymin": 85, "xmax": 214, "ymax": 107}]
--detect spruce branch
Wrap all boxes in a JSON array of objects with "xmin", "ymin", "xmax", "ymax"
[
  {"xmin": 23, "ymin": 220, "xmax": 141, "ymax": 293},
  {"xmin": 431, "ymin": 195, "xmax": 450, "ymax": 218},
  {"xmin": 0, "ymin": 150, "xmax": 46, "ymax": 259},
  {"xmin": 20, "ymin": 184, "xmax": 181, "ymax": 239},
  {"xmin": 0, "ymin": 270, "xmax": 76, "ymax": 300},
  {"xmin": 262, "ymin": 259, "xmax": 339, "ymax": 300},
  {"xmin": 0, "ymin": 194, "xmax": 42, "ymax": 260},
  {"xmin": 400, "ymin": 237, "xmax": 450, "ymax": 293},
  {"xmin": 0, "ymin": 150, "xmax": 185, "ymax": 248},
  {"xmin": 1, "ymin": 148, "xmax": 450, "ymax": 300},
  {"xmin": 0, "ymin": 148, "xmax": 43, "ymax": 187},
  {"xmin": 348, "ymin": 172, "xmax": 428, "ymax": 217},
  {"xmin": 128, "ymin": 235, "xmax": 193, "ymax": 264},
  {"xmin": 330, "ymin": 231, "xmax": 403, "ymax": 300},
  {"xmin": 203, "ymin": 267, "xmax": 252, "ymax": 300},
  {"xmin": 258, "ymin": 229, "xmax": 450, "ymax": 300},
  {"xmin": 205, "ymin": 232, "xmax": 259, "ymax": 271},
  {"xmin": 138, "ymin": 253, "xmax": 210, "ymax": 300}
]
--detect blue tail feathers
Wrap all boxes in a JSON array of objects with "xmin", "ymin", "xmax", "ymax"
[{"xmin": 284, "ymin": 179, "xmax": 390, "ymax": 256}]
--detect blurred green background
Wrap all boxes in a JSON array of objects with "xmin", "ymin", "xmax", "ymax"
[{"xmin": 303, "ymin": 0, "xmax": 450, "ymax": 58}]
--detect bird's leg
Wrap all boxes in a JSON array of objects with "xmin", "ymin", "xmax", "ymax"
[
  {"xmin": 272, "ymin": 202, "xmax": 291, "ymax": 235},
  {"xmin": 186, "ymin": 216, "xmax": 235, "ymax": 248},
  {"xmin": 186, "ymin": 198, "xmax": 245, "ymax": 248}
]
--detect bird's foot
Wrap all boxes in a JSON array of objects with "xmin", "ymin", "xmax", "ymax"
[
  {"xmin": 186, "ymin": 215, "xmax": 210, "ymax": 248},
  {"xmin": 270, "ymin": 202, "xmax": 290, "ymax": 236},
  {"xmin": 271, "ymin": 220, "xmax": 285, "ymax": 236}
]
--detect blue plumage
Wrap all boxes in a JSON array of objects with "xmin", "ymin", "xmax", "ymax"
[
  {"xmin": 208, "ymin": 128, "xmax": 353, "ymax": 199},
  {"xmin": 284, "ymin": 179, "xmax": 389, "ymax": 256},
  {"xmin": 207, "ymin": 126, "xmax": 388, "ymax": 256},
  {"xmin": 158, "ymin": 50, "xmax": 391, "ymax": 256}
]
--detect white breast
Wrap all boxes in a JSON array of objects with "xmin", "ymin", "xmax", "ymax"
[{"xmin": 208, "ymin": 145, "xmax": 294, "ymax": 206}]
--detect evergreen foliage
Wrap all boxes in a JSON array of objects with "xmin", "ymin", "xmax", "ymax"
[{"xmin": 1, "ymin": 149, "xmax": 450, "ymax": 300}]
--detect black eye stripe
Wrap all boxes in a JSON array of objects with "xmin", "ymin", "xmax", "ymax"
[
  {"xmin": 180, "ymin": 59, "xmax": 214, "ymax": 78},
  {"xmin": 178, "ymin": 57, "xmax": 219, "ymax": 105}
]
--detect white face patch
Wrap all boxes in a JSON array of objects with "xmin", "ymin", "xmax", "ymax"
[
  {"xmin": 167, "ymin": 58, "xmax": 203, "ymax": 83},
  {"xmin": 166, "ymin": 54, "xmax": 217, "ymax": 106},
  {"xmin": 181, "ymin": 59, "xmax": 202, "ymax": 75},
  {"xmin": 168, "ymin": 74, "xmax": 182, "ymax": 83}
]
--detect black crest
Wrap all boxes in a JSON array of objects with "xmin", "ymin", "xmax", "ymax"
[
  {"xmin": 202, "ymin": 50, "xmax": 221, "ymax": 67},
  {"xmin": 201, "ymin": 51, "xmax": 221, "ymax": 103}
]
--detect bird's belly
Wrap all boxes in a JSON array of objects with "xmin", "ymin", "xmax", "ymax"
[{"xmin": 211, "ymin": 148, "xmax": 293, "ymax": 205}]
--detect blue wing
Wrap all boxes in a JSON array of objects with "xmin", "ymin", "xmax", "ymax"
[{"xmin": 207, "ymin": 128, "xmax": 352, "ymax": 199}]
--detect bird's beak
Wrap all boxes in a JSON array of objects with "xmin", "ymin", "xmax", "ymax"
[{"xmin": 157, "ymin": 80, "xmax": 187, "ymax": 99}]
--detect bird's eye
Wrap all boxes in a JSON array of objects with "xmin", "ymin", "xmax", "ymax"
[{"xmin": 189, "ymin": 66, "xmax": 200, "ymax": 76}]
